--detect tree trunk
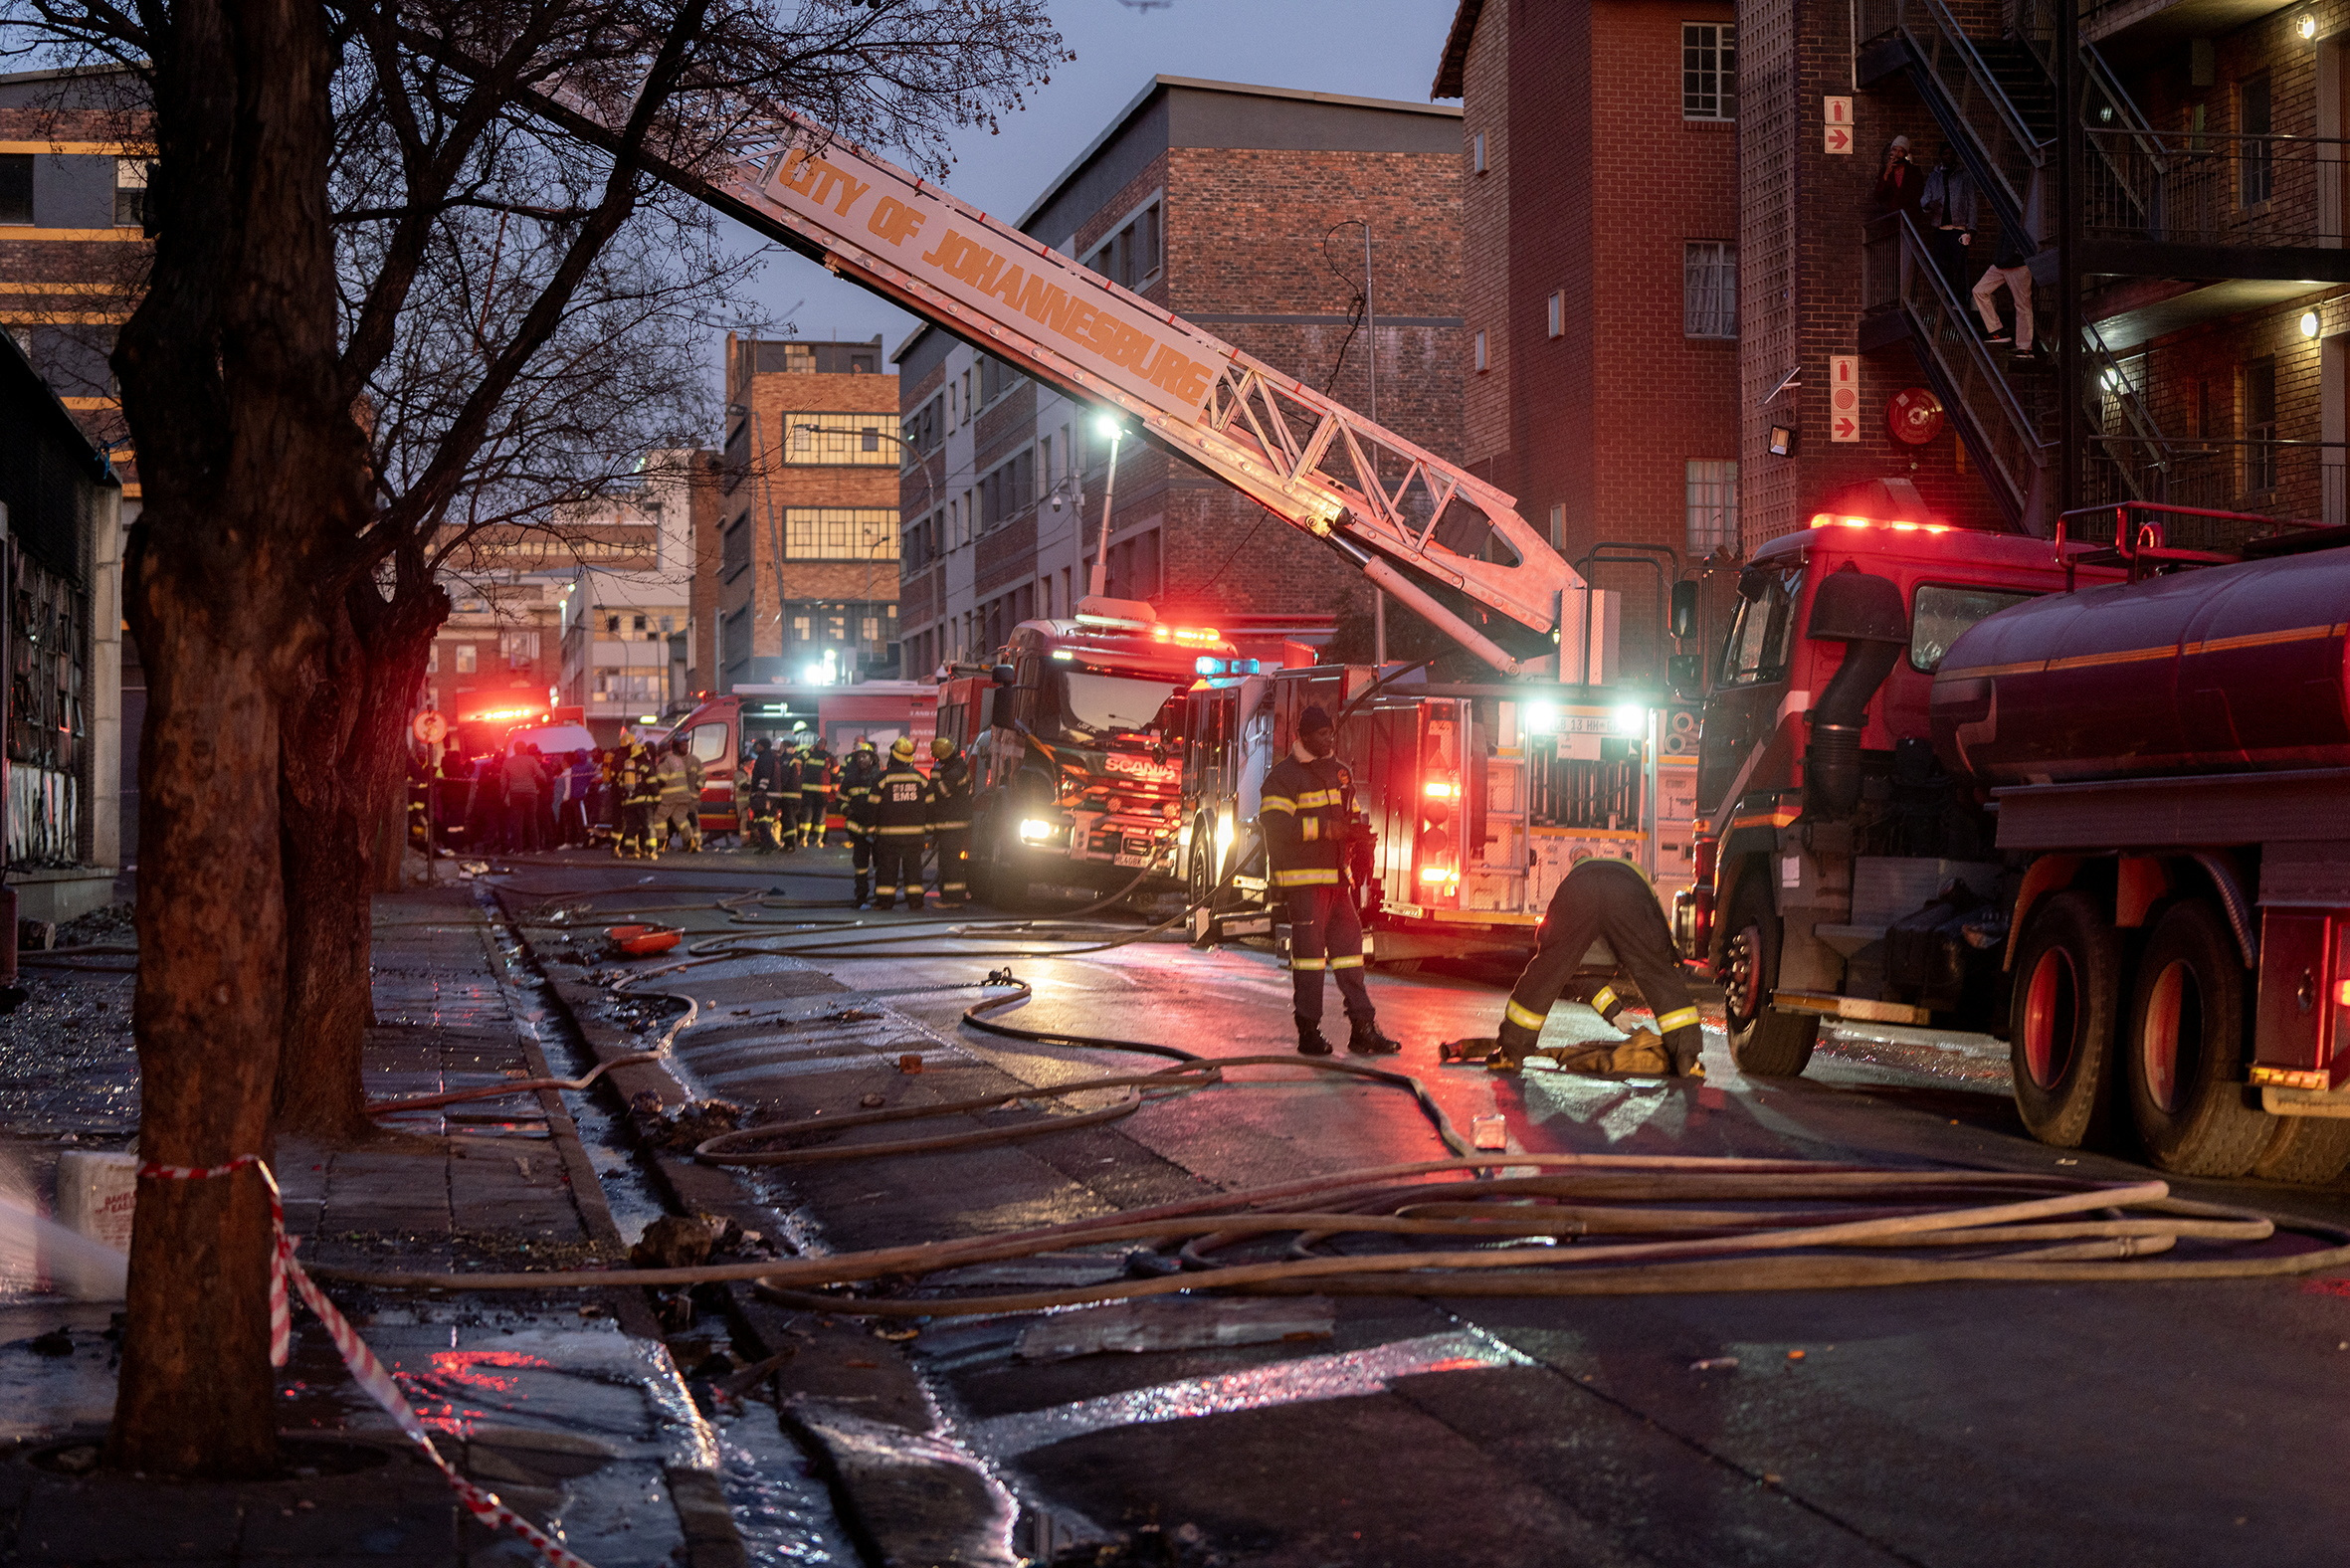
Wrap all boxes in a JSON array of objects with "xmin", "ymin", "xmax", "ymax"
[
  {"xmin": 276, "ymin": 585, "xmax": 437, "ymax": 1140},
  {"xmin": 106, "ymin": 0, "xmax": 362, "ymax": 1477}
]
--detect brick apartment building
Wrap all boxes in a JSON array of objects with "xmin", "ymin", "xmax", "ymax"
[
  {"xmin": 708, "ymin": 335, "xmax": 899, "ymax": 688},
  {"xmin": 1434, "ymin": 0, "xmax": 1740, "ymax": 682},
  {"xmin": 893, "ymin": 76, "xmax": 1465, "ymax": 677}
]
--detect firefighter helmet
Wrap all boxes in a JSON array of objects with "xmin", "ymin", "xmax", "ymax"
[{"xmin": 890, "ymin": 736, "xmax": 916, "ymax": 762}]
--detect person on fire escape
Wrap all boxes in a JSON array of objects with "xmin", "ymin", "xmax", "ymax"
[
  {"xmin": 1451, "ymin": 856, "xmax": 1706, "ymax": 1078},
  {"xmin": 1260, "ymin": 705, "xmax": 1400, "ymax": 1058}
]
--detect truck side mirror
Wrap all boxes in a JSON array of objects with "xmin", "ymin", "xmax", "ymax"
[
  {"xmin": 1669, "ymin": 580, "xmax": 1698, "ymax": 642},
  {"xmin": 989, "ymin": 663, "xmax": 1016, "ymax": 686},
  {"xmin": 989, "ymin": 686, "xmax": 1016, "ymax": 729}
]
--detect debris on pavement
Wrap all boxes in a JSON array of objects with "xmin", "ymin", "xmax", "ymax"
[
  {"xmin": 628, "ymin": 1090, "xmax": 744, "ymax": 1149},
  {"xmin": 1017, "ymin": 1298, "xmax": 1338, "ymax": 1363},
  {"xmin": 1689, "ymin": 1355, "xmax": 1740, "ymax": 1372}
]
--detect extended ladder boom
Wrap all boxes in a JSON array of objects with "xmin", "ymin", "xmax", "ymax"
[{"xmin": 508, "ymin": 78, "xmax": 1588, "ymax": 676}]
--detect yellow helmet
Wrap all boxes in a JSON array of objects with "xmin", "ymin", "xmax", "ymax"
[
  {"xmin": 930, "ymin": 736, "xmax": 956, "ymax": 760},
  {"xmin": 890, "ymin": 736, "xmax": 916, "ymax": 762}
]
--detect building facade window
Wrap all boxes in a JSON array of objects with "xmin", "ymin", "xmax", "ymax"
[
  {"xmin": 979, "ymin": 448, "xmax": 1037, "ymax": 530},
  {"xmin": 1547, "ymin": 291, "xmax": 1565, "ymax": 338},
  {"xmin": 1682, "ymin": 23, "xmax": 1737, "ymax": 120},
  {"xmin": 721, "ymin": 606, "xmax": 752, "ymax": 672},
  {"xmin": 783, "ymin": 507, "xmax": 899, "ymax": 561},
  {"xmin": 0, "ymin": 154, "xmax": 30, "ymax": 224},
  {"xmin": 1685, "ymin": 459, "xmax": 1739, "ymax": 553},
  {"xmin": 2239, "ymin": 74, "xmax": 2272, "ymax": 208},
  {"xmin": 113, "ymin": 159, "xmax": 148, "ymax": 228},
  {"xmin": 1085, "ymin": 198, "xmax": 1163, "ymax": 290},
  {"xmin": 1548, "ymin": 502, "xmax": 1566, "ymax": 549},
  {"xmin": 721, "ymin": 515, "xmax": 750, "ymax": 579},
  {"xmin": 1473, "ymin": 329, "xmax": 1489, "ymax": 372},
  {"xmin": 1683, "ymin": 242, "xmax": 1737, "ymax": 337},
  {"xmin": 455, "ymin": 644, "xmax": 479, "ymax": 674},
  {"xmin": 2242, "ymin": 357, "xmax": 2277, "ymax": 491},
  {"xmin": 785, "ymin": 412, "xmax": 896, "ymax": 465},
  {"xmin": 1471, "ymin": 131, "xmax": 1488, "ymax": 174}
]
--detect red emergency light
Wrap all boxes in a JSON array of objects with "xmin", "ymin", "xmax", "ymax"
[
  {"xmin": 463, "ymin": 705, "xmax": 548, "ymax": 724},
  {"xmin": 1808, "ymin": 513, "xmax": 1951, "ymax": 534},
  {"xmin": 1151, "ymin": 624, "xmax": 1223, "ymax": 647}
]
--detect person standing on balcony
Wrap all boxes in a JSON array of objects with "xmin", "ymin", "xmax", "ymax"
[
  {"xmin": 1872, "ymin": 135, "xmax": 1926, "ymax": 223},
  {"xmin": 1971, "ymin": 213, "xmax": 2039, "ymax": 361},
  {"xmin": 1921, "ymin": 145, "xmax": 1977, "ymax": 294}
]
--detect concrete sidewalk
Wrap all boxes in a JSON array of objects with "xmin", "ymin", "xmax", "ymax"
[{"xmin": 0, "ymin": 885, "xmax": 761, "ymax": 1567}]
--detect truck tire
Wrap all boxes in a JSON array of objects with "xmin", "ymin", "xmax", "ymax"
[
  {"xmin": 2250, "ymin": 1115, "xmax": 2350, "ymax": 1185},
  {"xmin": 1187, "ymin": 813, "xmax": 1219, "ymax": 915},
  {"xmin": 2122, "ymin": 897, "xmax": 2269, "ymax": 1177},
  {"xmin": 2008, "ymin": 890, "xmax": 2120, "ymax": 1148},
  {"xmin": 971, "ymin": 815, "xmax": 1031, "ymax": 911},
  {"xmin": 1720, "ymin": 875, "xmax": 1819, "ymax": 1078}
]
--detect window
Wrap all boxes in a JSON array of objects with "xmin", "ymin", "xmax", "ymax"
[
  {"xmin": 2240, "ymin": 74, "xmax": 2272, "ymax": 207},
  {"xmin": 426, "ymin": 644, "xmax": 441, "ymax": 674},
  {"xmin": 721, "ymin": 516, "xmax": 750, "ymax": 579},
  {"xmin": 2244, "ymin": 357, "xmax": 2278, "ymax": 491},
  {"xmin": 902, "ymin": 395, "xmax": 944, "ymax": 458},
  {"xmin": 783, "ymin": 507, "xmax": 899, "ymax": 560},
  {"xmin": 979, "ymin": 448, "xmax": 1036, "ymax": 530},
  {"xmin": 1548, "ymin": 502, "xmax": 1566, "ymax": 549},
  {"xmin": 1909, "ymin": 585, "xmax": 2034, "ymax": 672},
  {"xmin": 978, "ymin": 354, "xmax": 1024, "ymax": 407},
  {"xmin": 1471, "ymin": 131, "xmax": 1488, "ymax": 174},
  {"xmin": 790, "ymin": 614, "xmax": 813, "ymax": 643},
  {"xmin": 1685, "ymin": 460, "xmax": 1738, "ymax": 553},
  {"xmin": 783, "ymin": 411, "xmax": 896, "ymax": 465},
  {"xmin": 113, "ymin": 158, "xmax": 147, "ymax": 228},
  {"xmin": 1547, "ymin": 291, "xmax": 1565, "ymax": 338},
  {"xmin": 1683, "ymin": 242, "xmax": 1737, "ymax": 337},
  {"xmin": 0, "ymin": 154, "xmax": 29, "ymax": 225},
  {"xmin": 1085, "ymin": 199, "xmax": 1164, "ymax": 290},
  {"xmin": 499, "ymin": 630, "xmax": 539, "ymax": 667},
  {"xmin": 721, "ymin": 606, "xmax": 752, "ymax": 672},
  {"xmin": 1717, "ymin": 568, "xmax": 1800, "ymax": 686},
  {"xmin": 455, "ymin": 644, "xmax": 479, "ymax": 675},
  {"xmin": 1473, "ymin": 329, "xmax": 1489, "ymax": 372},
  {"xmin": 1682, "ymin": 24, "xmax": 1737, "ymax": 120}
]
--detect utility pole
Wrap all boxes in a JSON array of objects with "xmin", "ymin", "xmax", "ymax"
[{"xmin": 1087, "ymin": 415, "xmax": 1125, "ymax": 601}]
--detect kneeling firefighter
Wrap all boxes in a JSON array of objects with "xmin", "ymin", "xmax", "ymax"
[
  {"xmin": 1261, "ymin": 705, "xmax": 1399, "ymax": 1057},
  {"xmin": 1453, "ymin": 857, "xmax": 1704, "ymax": 1077}
]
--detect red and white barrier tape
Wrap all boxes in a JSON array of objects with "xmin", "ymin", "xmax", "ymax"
[{"xmin": 139, "ymin": 1155, "xmax": 600, "ymax": 1568}]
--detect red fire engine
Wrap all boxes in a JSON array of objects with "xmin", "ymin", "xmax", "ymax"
[{"xmin": 1685, "ymin": 500, "xmax": 2350, "ymax": 1181}]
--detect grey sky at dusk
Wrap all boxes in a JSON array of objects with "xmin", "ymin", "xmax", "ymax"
[{"xmin": 726, "ymin": 0, "xmax": 1460, "ymax": 361}]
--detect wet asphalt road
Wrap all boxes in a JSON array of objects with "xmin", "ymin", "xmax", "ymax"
[{"xmin": 499, "ymin": 847, "xmax": 2350, "ymax": 1568}]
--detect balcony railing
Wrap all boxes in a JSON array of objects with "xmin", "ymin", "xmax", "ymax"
[
  {"xmin": 2084, "ymin": 128, "xmax": 2350, "ymax": 249},
  {"xmin": 1859, "ymin": 0, "xmax": 2047, "ymax": 231},
  {"xmin": 2082, "ymin": 435, "xmax": 2349, "ymax": 526}
]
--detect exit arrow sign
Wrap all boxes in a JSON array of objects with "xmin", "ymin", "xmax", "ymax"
[
  {"xmin": 1833, "ymin": 415, "xmax": 1860, "ymax": 440},
  {"xmin": 1825, "ymin": 125, "xmax": 1853, "ymax": 154}
]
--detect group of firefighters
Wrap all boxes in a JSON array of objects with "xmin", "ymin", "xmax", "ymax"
[{"xmin": 598, "ymin": 727, "xmax": 973, "ymax": 911}]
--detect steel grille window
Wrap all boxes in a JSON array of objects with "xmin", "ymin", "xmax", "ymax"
[
  {"xmin": 783, "ymin": 507, "xmax": 899, "ymax": 561},
  {"xmin": 2239, "ymin": 75, "xmax": 2272, "ymax": 208},
  {"xmin": 1685, "ymin": 460, "xmax": 1738, "ymax": 553},
  {"xmin": 785, "ymin": 412, "xmax": 896, "ymax": 465},
  {"xmin": 1683, "ymin": 242, "xmax": 1737, "ymax": 338},
  {"xmin": 1682, "ymin": 24, "xmax": 1736, "ymax": 120}
]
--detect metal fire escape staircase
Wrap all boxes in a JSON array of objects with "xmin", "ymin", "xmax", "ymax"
[
  {"xmin": 446, "ymin": 56, "xmax": 1586, "ymax": 680},
  {"xmin": 1858, "ymin": 0, "xmax": 2183, "ymax": 528}
]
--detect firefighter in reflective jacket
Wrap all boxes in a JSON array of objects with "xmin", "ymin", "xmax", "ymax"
[
  {"xmin": 799, "ymin": 739, "xmax": 834, "ymax": 848},
  {"xmin": 615, "ymin": 734, "xmax": 663, "ymax": 860},
  {"xmin": 1446, "ymin": 857, "xmax": 1706, "ymax": 1078},
  {"xmin": 1260, "ymin": 705, "xmax": 1399, "ymax": 1057},
  {"xmin": 654, "ymin": 736, "xmax": 704, "ymax": 854},
  {"xmin": 839, "ymin": 738, "xmax": 882, "ymax": 906},
  {"xmin": 925, "ymin": 736, "xmax": 973, "ymax": 904},
  {"xmin": 769, "ymin": 738, "xmax": 804, "ymax": 850},
  {"xmin": 742, "ymin": 738, "xmax": 784, "ymax": 853},
  {"xmin": 869, "ymin": 737, "xmax": 929, "ymax": 911}
]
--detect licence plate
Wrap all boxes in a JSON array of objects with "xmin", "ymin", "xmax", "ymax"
[{"xmin": 1113, "ymin": 852, "xmax": 1148, "ymax": 868}]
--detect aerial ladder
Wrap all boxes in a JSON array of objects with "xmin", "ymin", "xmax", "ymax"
[{"xmin": 492, "ymin": 72, "xmax": 1594, "ymax": 680}]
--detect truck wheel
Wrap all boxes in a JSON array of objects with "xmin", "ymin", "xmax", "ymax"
[
  {"xmin": 1187, "ymin": 814, "xmax": 1218, "ymax": 914},
  {"xmin": 2123, "ymin": 898, "xmax": 2268, "ymax": 1177},
  {"xmin": 2250, "ymin": 1115, "xmax": 2350, "ymax": 1184},
  {"xmin": 971, "ymin": 818, "xmax": 1030, "ymax": 911},
  {"xmin": 2008, "ymin": 890, "xmax": 2120, "ymax": 1148},
  {"xmin": 1720, "ymin": 876, "xmax": 1819, "ymax": 1078}
]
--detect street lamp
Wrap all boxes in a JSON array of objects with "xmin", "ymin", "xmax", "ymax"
[{"xmin": 1087, "ymin": 413, "xmax": 1125, "ymax": 602}]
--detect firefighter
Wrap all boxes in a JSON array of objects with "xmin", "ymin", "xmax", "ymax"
[
  {"xmin": 741, "ymin": 738, "xmax": 783, "ymax": 853},
  {"xmin": 839, "ymin": 737, "xmax": 882, "ymax": 906},
  {"xmin": 926, "ymin": 735, "xmax": 973, "ymax": 905},
  {"xmin": 615, "ymin": 731, "xmax": 663, "ymax": 860},
  {"xmin": 869, "ymin": 736, "xmax": 930, "ymax": 910},
  {"xmin": 1448, "ymin": 856, "xmax": 1706, "ymax": 1077},
  {"xmin": 799, "ymin": 738, "xmax": 835, "ymax": 848},
  {"xmin": 770, "ymin": 736, "xmax": 804, "ymax": 852},
  {"xmin": 655, "ymin": 735, "xmax": 704, "ymax": 854},
  {"xmin": 1261, "ymin": 705, "xmax": 1400, "ymax": 1057}
]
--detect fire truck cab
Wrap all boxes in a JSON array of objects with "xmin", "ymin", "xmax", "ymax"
[{"xmin": 937, "ymin": 604, "xmax": 1234, "ymax": 903}]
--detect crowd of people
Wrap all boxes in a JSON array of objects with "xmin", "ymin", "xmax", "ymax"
[{"xmin": 411, "ymin": 725, "xmax": 975, "ymax": 907}]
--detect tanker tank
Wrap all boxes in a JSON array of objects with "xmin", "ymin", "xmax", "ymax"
[{"xmin": 1929, "ymin": 545, "xmax": 2350, "ymax": 786}]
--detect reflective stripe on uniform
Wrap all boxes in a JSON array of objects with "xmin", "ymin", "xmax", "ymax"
[
  {"xmin": 876, "ymin": 825, "xmax": 926, "ymax": 836},
  {"xmin": 1273, "ymin": 868, "xmax": 1341, "ymax": 886},
  {"xmin": 1591, "ymin": 986, "xmax": 1619, "ymax": 1014},
  {"xmin": 1656, "ymin": 1006, "xmax": 1702, "ymax": 1034},
  {"xmin": 1290, "ymin": 955, "xmax": 1328, "ymax": 971},
  {"xmin": 1328, "ymin": 954, "xmax": 1364, "ymax": 970},
  {"xmin": 932, "ymin": 818, "xmax": 971, "ymax": 830},
  {"xmin": 1260, "ymin": 795, "xmax": 1296, "ymax": 814},
  {"xmin": 1294, "ymin": 789, "xmax": 1342, "ymax": 808},
  {"xmin": 1504, "ymin": 998, "xmax": 1548, "ymax": 1032}
]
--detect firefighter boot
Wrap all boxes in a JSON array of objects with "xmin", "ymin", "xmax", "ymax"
[
  {"xmin": 1484, "ymin": 1018, "xmax": 1540, "ymax": 1073},
  {"xmin": 1664, "ymin": 1025, "xmax": 1706, "ymax": 1078},
  {"xmin": 1295, "ymin": 1014, "xmax": 1334, "ymax": 1057},
  {"xmin": 1347, "ymin": 1016, "xmax": 1402, "ymax": 1056},
  {"xmin": 853, "ymin": 873, "xmax": 871, "ymax": 909}
]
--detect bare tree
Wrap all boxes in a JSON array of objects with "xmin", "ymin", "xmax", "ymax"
[{"xmin": 3, "ymin": 0, "xmax": 1065, "ymax": 1476}]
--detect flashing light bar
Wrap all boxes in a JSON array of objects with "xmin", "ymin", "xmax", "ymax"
[
  {"xmin": 462, "ymin": 706, "xmax": 548, "ymax": 723},
  {"xmin": 1194, "ymin": 656, "xmax": 1265, "ymax": 677},
  {"xmin": 1423, "ymin": 780, "xmax": 1459, "ymax": 800},
  {"xmin": 1418, "ymin": 866, "xmax": 1463, "ymax": 884},
  {"xmin": 1151, "ymin": 625, "xmax": 1223, "ymax": 646},
  {"xmin": 1808, "ymin": 513, "xmax": 1952, "ymax": 534}
]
